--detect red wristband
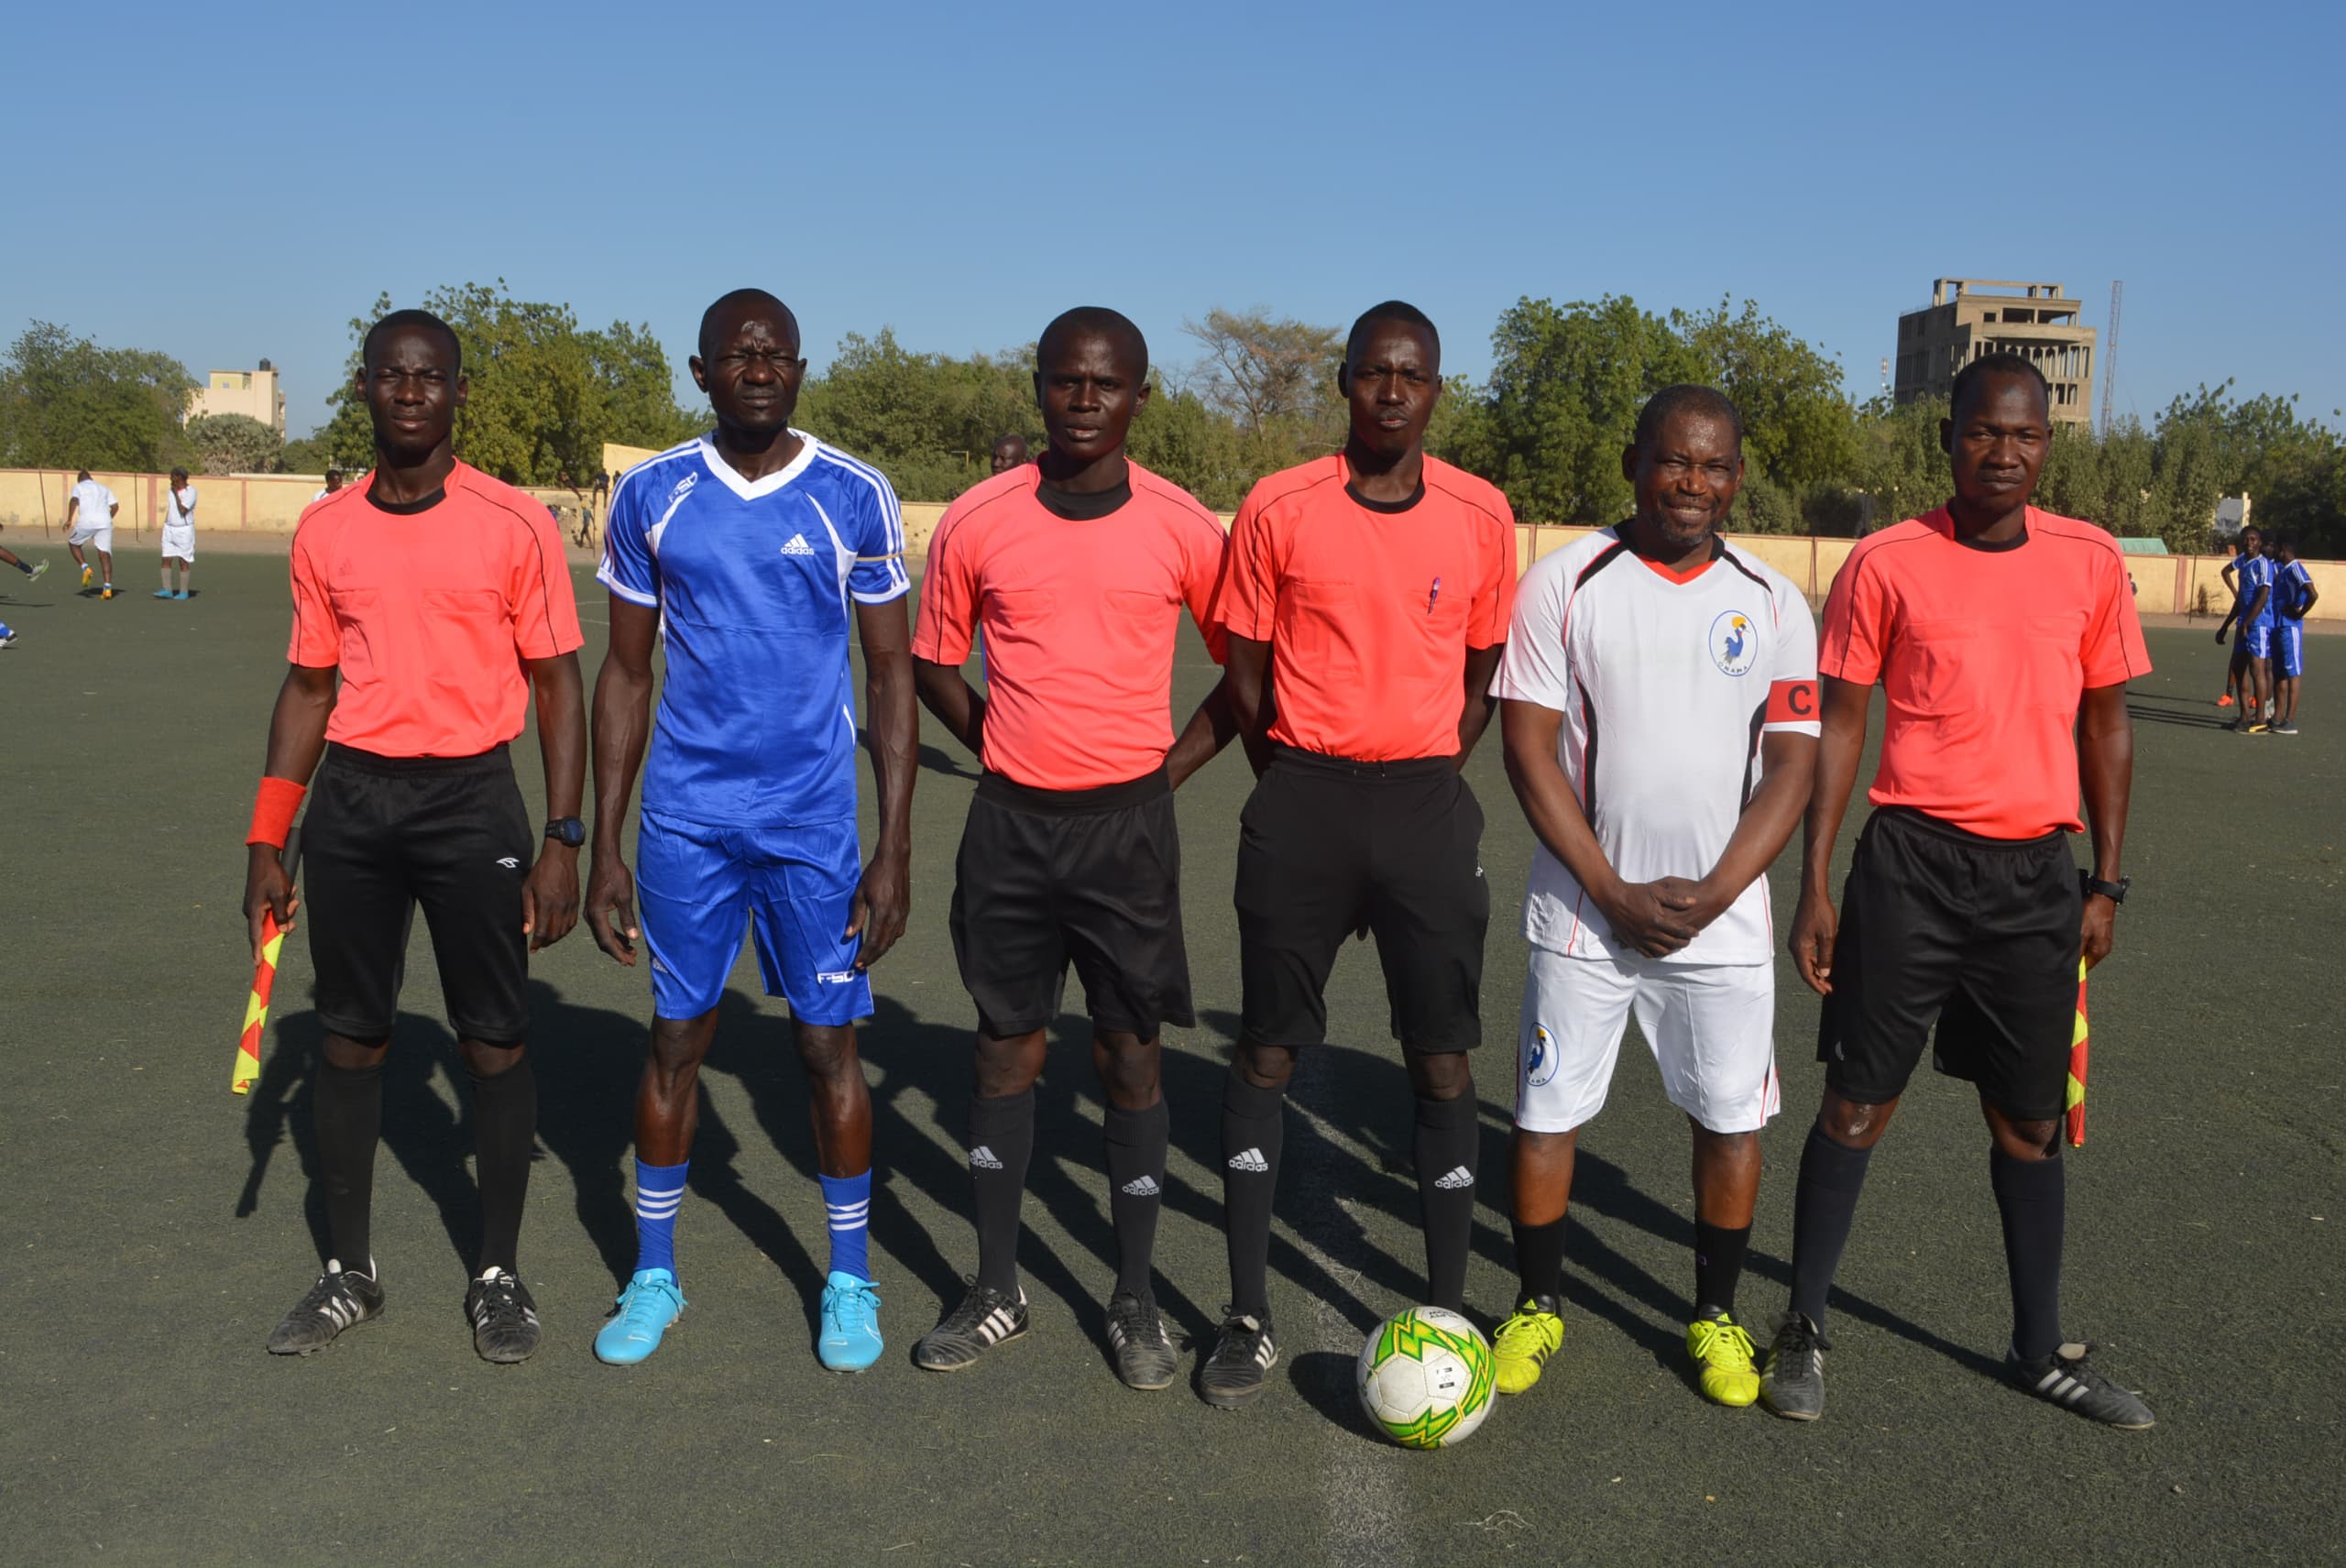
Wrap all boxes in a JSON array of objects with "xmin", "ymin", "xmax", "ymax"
[{"xmin": 247, "ymin": 776, "xmax": 307, "ymax": 848}]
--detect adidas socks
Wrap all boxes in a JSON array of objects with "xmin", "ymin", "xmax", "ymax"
[
  {"xmin": 1220, "ymin": 1067, "xmax": 1287, "ymax": 1320},
  {"xmin": 1789, "ymin": 1124, "xmax": 1874, "ymax": 1331},
  {"xmin": 1513, "ymin": 1215, "xmax": 1567, "ymax": 1306},
  {"xmin": 1414, "ymin": 1091, "xmax": 1480, "ymax": 1312},
  {"xmin": 632, "ymin": 1158, "xmax": 688, "ymax": 1277},
  {"xmin": 820, "ymin": 1168, "xmax": 873, "ymax": 1282},
  {"xmin": 1694, "ymin": 1220, "xmax": 1751, "ymax": 1319},
  {"xmin": 312, "ymin": 1057, "xmax": 383, "ymax": 1275},
  {"xmin": 468, "ymin": 1056, "xmax": 537, "ymax": 1277},
  {"xmin": 1990, "ymin": 1146, "xmax": 2066, "ymax": 1361},
  {"xmin": 1102, "ymin": 1098, "xmax": 1169, "ymax": 1298},
  {"xmin": 969, "ymin": 1088, "xmax": 1035, "ymax": 1294}
]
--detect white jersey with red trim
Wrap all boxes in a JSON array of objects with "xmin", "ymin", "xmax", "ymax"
[{"xmin": 1490, "ymin": 527, "xmax": 1821, "ymax": 965}]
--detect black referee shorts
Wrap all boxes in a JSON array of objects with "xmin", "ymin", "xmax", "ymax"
[
  {"xmin": 1818, "ymin": 806, "xmax": 2081, "ymax": 1123},
  {"xmin": 302, "ymin": 743, "xmax": 534, "ymax": 1045},
  {"xmin": 948, "ymin": 768, "xmax": 1193, "ymax": 1041},
  {"xmin": 1234, "ymin": 746, "xmax": 1489, "ymax": 1053}
]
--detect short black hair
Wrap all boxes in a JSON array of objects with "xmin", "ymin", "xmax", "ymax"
[
  {"xmin": 1037, "ymin": 307, "xmax": 1147, "ymax": 380},
  {"xmin": 1634, "ymin": 383, "xmax": 1743, "ymax": 451},
  {"xmin": 1950, "ymin": 351, "xmax": 2051, "ymax": 422},
  {"xmin": 992, "ymin": 433, "xmax": 1027, "ymax": 451},
  {"xmin": 170, "ymin": 466, "xmax": 188, "ymax": 482},
  {"xmin": 362, "ymin": 309, "xmax": 462, "ymax": 376},
  {"xmin": 1346, "ymin": 300, "xmax": 1440, "ymax": 366},
  {"xmin": 698, "ymin": 288, "xmax": 798, "ymax": 361},
  {"xmin": 324, "ymin": 467, "xmax": 344, "ymax": 482},
  {"xmin": 2275, "ymin": 531, "xmax": 2298, "ymax": 551},
  {"xmin": 75, "ymin": 468, "xmax": 91, "ymax": 481}
]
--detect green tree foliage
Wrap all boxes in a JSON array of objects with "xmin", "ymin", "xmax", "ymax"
[
  {"xmin": 184, "ymin": 411, "xmax": 284, "ymax": 476},
  {"xmin": 317, "ymin": 284, "xmax": 705, "ymax": 484},
  {"xmin": 0, "ymin": 322, "xmax": 195, "ymax": 471},
  {"xmin": 794, "ymin": 328, "xmax": 1037, "ymax": 503}
]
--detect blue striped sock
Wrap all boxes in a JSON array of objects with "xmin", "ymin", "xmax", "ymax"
[
  {"xmin": 820, "ymin": 1169, "xmax": 872, "ymax": 1282},
  {"xmin": 632, "ymin": 1158, "xmax": 687, "ymax": 1277}
]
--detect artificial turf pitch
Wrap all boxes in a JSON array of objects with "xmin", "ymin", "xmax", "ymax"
[{"xmin": 0, "ymin": 554, "xmax": 2337, "ymax": 1566}]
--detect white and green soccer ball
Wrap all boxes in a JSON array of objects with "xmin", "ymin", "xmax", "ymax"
[{"xmin": 1356, "ymin": 1305, "xmax": 1497, "ymax": 1449}]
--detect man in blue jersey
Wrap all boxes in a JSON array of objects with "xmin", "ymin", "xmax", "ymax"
[
  {"xmin": 2271, "ymin": 532, "xmax": 2318, "ymax": 735},
  {"xmin": 2217, "ymin": 526, "xmax": 2275, "ymax": 732},
  {"xmin": 585, "ymin": 288, "xmax": 917, "ymax": 1372}
]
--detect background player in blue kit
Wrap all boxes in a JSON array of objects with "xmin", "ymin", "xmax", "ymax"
[
  {"xmin": 585, "ymin": 289, "xmax": 917, "ymax": 1372},
  {"xmin": 2217, "ymin": 526, "xmax": 2275, "ymax": 732},
  {"xmin": 2270, "ymin": 533, "xmax": 2317, "ymax": 735}
]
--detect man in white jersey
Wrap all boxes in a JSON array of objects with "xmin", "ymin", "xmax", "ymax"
[
  {"xmin": 158, "ymin": 466, "xmax": 196, "ymax": 598},
  {"xmin": 64, "ymin": 469, "xmax": 120, "ymax": 598},
  {"xmin": 1485, "ymin": 386, "xmax": 1819, "ymax": 1409}
]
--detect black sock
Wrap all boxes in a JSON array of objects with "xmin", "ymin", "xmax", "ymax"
[
  {"xmin": 11, "ymin": 559, "xmax": 30, "ymax": 576},
  {"xmin": 1512, "ymin": 1215, "xmax": 1567, "ymax": 1307},
  {"xmin": 1694, "ymin": 1221, "xmax": 1752, "ymax": 1319},
  {"xmin": 1414, "ymin": 1091, "xmax": 1480, "ymax": 1312},
  {"xmin": 1102, "ymin": 1098, "xmax": 1169, "ymax": 1298},
  {"xmin": 1990, "ymin": 1146, "xmax": 2066, "ymax": 1361},
  {"xmin": 312, "ymin": 1058, "xmax": 382, "ymax": 1274},
  {"xmin": 1220, "ymin": 1068, "xmax": 1287, "ymax": 1320},
  {"xmin": 1789, "ymin": 1124, "xmax": 1874, "ymax": 1332},
  {"xmin": 969, "ymin": 1088, "xmax": 1035, "ymax": 1295},
  {"xmin": 468, "ymin": 1056, "xmax": 537, "ymax": 1277}
]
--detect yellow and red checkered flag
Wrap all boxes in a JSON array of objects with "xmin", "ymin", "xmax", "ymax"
[
  {"xmin": 2066, "ymin": 958, "xmax": 2089, "ymax": 1147},
  {"xmin": 233, "ymin": 826, "xmax": 301, "ymax": 1096}
]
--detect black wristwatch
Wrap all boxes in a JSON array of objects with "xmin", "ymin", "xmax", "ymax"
[
  {"xmin": 544, "ymin": 817, "xmax": 586, "ymax": 849},
  {"xmin": 2080, "ymin": 872, "xmax": 2129, "ymax": 905}
]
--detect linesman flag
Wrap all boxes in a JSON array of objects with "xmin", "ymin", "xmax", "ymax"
[
  {"xmin": 233, "ymin": 826, "xmax": 302, "ymax": 1095},
  {"xmin": 2066, "ymin": 958, "xmax": 2090, "ymax": 1148}
]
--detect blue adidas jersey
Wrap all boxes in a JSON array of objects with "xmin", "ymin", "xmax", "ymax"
[
  {"xmin": 2275, "ymin": 559, "xmax": 2313, "ymax": 619},
  {"xmin": 597, "ymin": 433, "xmax": 909, "ymax": 828},
  {"xmin": 2236, "ymin": 554, "xmax": 2276, "ymax": 626}
]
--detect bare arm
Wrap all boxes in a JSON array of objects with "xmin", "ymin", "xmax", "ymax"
[
  {"xmin": 241, "ymin": 663, "xmax": 338, "ymax": 962},
  {"xmin": 852, "ymin": 598, "xmax": 917, "ymax": 968},
  {"xmin": 2297, "ymin": 580, "xmax": 2320, "ymax": 618},
  {"xmin": 2076, "ymin": 681, "xmax": 2133, "ymax": 970},
  {"xmin": 913, "ymin": 654, "xmax": 986, "ymax": 760},
  {"xmin": 585, "ymin": 597, "xmax": 659, "ymax": 964},
  {"xmin": 1166, "ymin": 675, "xmax": 1238, "ymax": 789},
  {"xmin": 521, "ymin": 651, "xmax": 586, "ymax": 950},
  {"xmin": 1498, "ymin": 697, "xmax": 1695, "ymax": 957},
  {"xmin": 1454, "ymin": 643, "xmax": 1504, "ymax": 768},
  {"xmin": 1660, "ymin": 731, "xmax": 1817, "ymax": 931},
  {"xmin": 1224, "ymin": 633, "xmax": 1275, "ymax": 777},
  {"xmin": 1788, "ymin": 675, "xmax": 1873, "ymax": 994}
]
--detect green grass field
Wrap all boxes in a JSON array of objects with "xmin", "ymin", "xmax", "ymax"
[{"xmin": 2, "ymin": 554, "xmax": 2338, "ymax": 1566}]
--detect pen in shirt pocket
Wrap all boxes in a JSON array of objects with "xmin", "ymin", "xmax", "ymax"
[{"xmin": 1428, "ymin": 576, "xmax": 1442, "ymax": 616}]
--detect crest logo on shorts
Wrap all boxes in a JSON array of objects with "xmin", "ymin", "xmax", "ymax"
[
  {"xmin": 1708, "ymin": 609, "xmax": 1758, "ymax": 676},
  {"xmin": 1526, "ymin": 1025, "xmax": 1559, "ymax": 1087}
]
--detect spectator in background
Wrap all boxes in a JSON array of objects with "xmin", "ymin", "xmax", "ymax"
[
  {"xmin": 990, "ymin": 433, "xmax": 1031, "ymax": 475},
  {"xmin": 313, "ymin": 469, "xmax": 346, "ymax": 504},
  {"xmin": 159, "ymin": 466, "xmax": 197, "ymax": 599},
  {"xmin": 64, "ymin": 468, "xmax": 120, "ymax": 598}
]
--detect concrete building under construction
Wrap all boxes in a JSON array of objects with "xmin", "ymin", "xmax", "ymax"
[{"xmin": 1893, "ymin": 280, "xmax": 2097, "ymax": 425}]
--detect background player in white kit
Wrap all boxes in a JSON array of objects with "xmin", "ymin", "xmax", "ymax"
[
  {"xmin": 1486, "ymin": 386, "xmax": 1819, "ymax": 1409},
  {"xmin": 158, "ymin": 467, "xmax": 195, "ymax": 599},
  {"xmin": 64, "ymin": 469, "xmax": 119, "ymax": 598}
]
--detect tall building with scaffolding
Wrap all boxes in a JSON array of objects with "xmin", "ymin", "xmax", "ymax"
[{"xmin": 1892, "ymin": 280, "xmax": 2097, "ymax": 425}]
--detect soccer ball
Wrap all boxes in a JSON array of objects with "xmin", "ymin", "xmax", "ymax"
[{"xmin": 1356, "ymin": 1305, "xmax": 1496, "ymax": 1449}]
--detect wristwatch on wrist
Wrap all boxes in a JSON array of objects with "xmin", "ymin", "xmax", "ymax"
[
  {"xmin": 2080, "ymin": 872, "xmax": 2129, "ymax": 905},
  {"xmin": 544, "ymin": 817, "xmax": 586, "ymax": 848}
]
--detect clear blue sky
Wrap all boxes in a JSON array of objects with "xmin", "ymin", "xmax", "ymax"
[{"xmin": 8, "ymin": 0, "xmax": 2341, "ymax": 438}]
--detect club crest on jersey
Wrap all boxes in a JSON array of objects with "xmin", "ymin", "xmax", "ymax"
[
  {"xmin": 1708, "ymin": 609, "xmax": 1758, "ymax": 676},
  {"xmin": 1526, "ymin": 1025, "xmax": 1558, "ymax": 1087}
]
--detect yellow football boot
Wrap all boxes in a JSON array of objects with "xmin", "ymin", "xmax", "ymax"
[
  {"xmin": 1688, "ymin": 1311, "xmax": 1761, "ymax": 1407},
  {"xmin": 1493, "ymin": 1298, "xmax": 1563, "ymax": 1395}
]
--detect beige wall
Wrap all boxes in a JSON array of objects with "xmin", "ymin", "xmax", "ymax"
[
  {"xmin": 187, "ymin": 369, "xmax": 286, "ymax": 433},
  {"xmin": 5, "ymin": 465, "xmax": 2336, "ymax": 620}
]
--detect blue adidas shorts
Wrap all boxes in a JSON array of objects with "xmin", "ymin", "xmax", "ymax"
[
  {"xmin": 635, "ymin": 808, "xmax": 873, "ymax": 1025},
  {"xmin": 2275, "ymin": 619, "xmax": 2305, "ymax": 679},
  {"xmin": 2244, "ymin": 619, "xmax": 2275, "ymax": 660}
]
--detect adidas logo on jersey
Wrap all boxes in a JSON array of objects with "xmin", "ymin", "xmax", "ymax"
[
  {"xmin": 1433, "ymin": 1165, "xmax": 1475, "ymax": 1190},
  {"xmin": 969, "ymin": 1146, "xmax": 1004, "ymax": 1170},
  {"xmin": 1228, "ymin": 1147, "xmax": 1269, "ymax": 1174},
  {"xmin": 1120, "ymin": 1175, "xmax": 1161, "ymax": 1197},
  {"xmin": 780, "ymin": 532, "xmax": 817, "ymax": 556}
]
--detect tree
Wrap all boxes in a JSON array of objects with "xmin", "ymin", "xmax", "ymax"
[
  {"xmin": 795, "ymin": 329, "xmax": 1041, "ymax": 502},
  {"xmin": 0, "ymin": 322, "xmax": 195, "ymax": 471},
  {"xmin": 185, "ymin": 412, "xmax": 285, "ymax": 476},
  {"xmin": 319, "ymin": 283, "xmax": 705, "ymax": 483},
  {"xmin": 1182, "ymin": 308, "xmax": 1345, "ymax": 447}
]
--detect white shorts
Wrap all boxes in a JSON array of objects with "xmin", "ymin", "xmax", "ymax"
[
  {"xmin": 1515, "ymin": 945, "xmax": 1780, "ymax": 1135},
  {"xmin": 68, "ymin": 522, "xmax": 113, "ymax": 552},
  {"xmin": 160, "ymin": 525, "xmax": 195, "ymax": 560}
]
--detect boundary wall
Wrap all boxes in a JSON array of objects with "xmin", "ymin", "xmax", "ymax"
[{"xmin": 5, "ymin": 466, "xmax": 2335, "ymax": 620}]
